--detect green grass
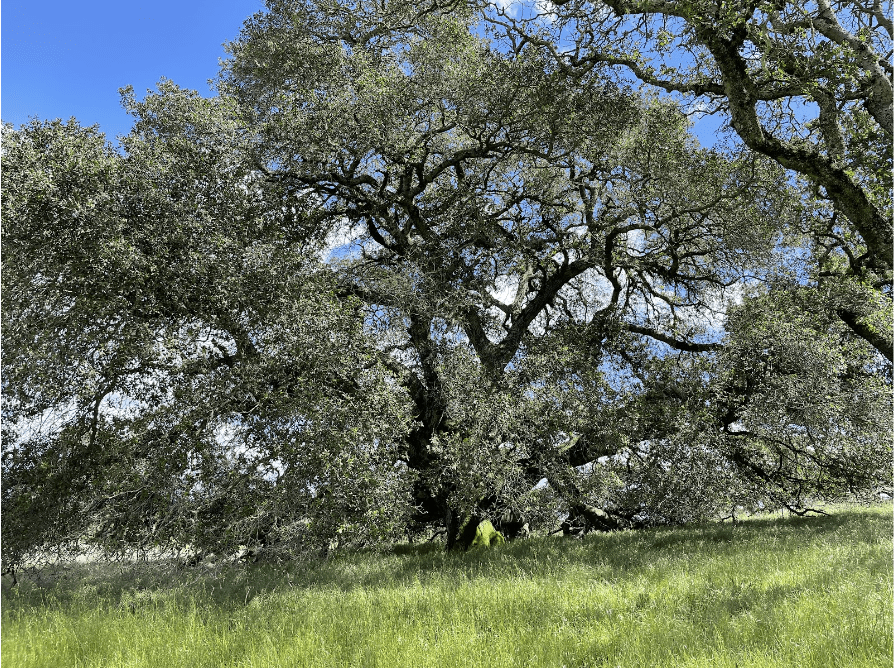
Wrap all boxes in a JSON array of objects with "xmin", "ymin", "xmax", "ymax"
[{"xmin": 3, "ymin": 505, "xmax": 891, "ymax": 667}]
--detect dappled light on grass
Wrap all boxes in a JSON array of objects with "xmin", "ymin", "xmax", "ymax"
[{"xmin": 3, "ymin": 505, "xmax": 891, "ymax": 667}]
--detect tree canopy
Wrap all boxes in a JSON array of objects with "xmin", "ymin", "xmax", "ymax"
[
  {"xmin": 483, "ymin": 0, "xmax": 892, "ymax": 358},
  {"xmin": 2, "ymin": 0, "xmax": 890, "ymax": 566}
]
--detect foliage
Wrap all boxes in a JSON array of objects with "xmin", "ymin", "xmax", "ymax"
[
  {"xmin": 482, "ymin": 0, "xmax": 893, "ymax": 358},
  {"xmin": 2, "ymin": 109, "xmax": 414, "ymax": 565},
  {"xmin": 2, "ymin": 0, "xmax": 890, "ymax": 564},
  {"xmin": 717, "ymin": 286, "xmax": 892, "ymax": 505}
]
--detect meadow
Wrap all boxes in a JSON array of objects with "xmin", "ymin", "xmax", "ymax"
[{"xmin": 2, "ymin": 504, "xmax": 891, "ymax": 668}]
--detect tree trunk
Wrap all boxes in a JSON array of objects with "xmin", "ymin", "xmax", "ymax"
[
  {"xmin": 446, "ymin": 509, "xmax": 485, "ymax": 551},
  {"xmin": 445, "ymin": 508, "xmax": 461, "ymax": 551},
  {"xmin": 494, "ymin": 508, "xmax": 528, "ymax": 539}
]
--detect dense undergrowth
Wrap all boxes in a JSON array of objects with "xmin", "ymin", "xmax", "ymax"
[{"xmin": 2, "ymin": 505, "xmax": 891, "ymax": 667}]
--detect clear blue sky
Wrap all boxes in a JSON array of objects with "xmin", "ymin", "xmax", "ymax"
[{"xmin": 3, "ymin": 1, "xmax": 265, "ymax": 142}]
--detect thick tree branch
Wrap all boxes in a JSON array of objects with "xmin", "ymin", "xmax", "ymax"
[
  {"xmin": 836, "ymin": 307, "xmax": 894, "ymax": 362},
  {"xmin": 625, "ymin": 324, "xmax": 721, "ymax": 352}
]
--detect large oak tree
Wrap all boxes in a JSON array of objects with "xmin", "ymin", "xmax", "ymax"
[{"xmin": 2, "ymin": 0, "xmax": 890, "ymax": 566}]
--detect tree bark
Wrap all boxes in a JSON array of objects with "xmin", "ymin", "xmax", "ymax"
[{"xmin": 837, "ymin": 308, "xmax": 893, "ymax": 362}]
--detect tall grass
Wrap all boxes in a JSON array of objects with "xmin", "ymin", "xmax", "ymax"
[{"xmin": 3, "ymin": 504, "xmax": 891, "ymax": 667}]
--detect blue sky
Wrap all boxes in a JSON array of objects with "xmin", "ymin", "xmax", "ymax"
[{"xmin": 3, "ymin": 1, "xmax": 265, "ymax": 142}]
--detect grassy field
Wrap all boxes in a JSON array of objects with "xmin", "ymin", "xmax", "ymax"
[{"xmin": 2, "ymin": 505, "xmax": 891, "ymax": 668}]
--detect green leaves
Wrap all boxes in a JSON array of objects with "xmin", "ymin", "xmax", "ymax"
[{"xmin": 2, "ymin": 101, "xmax": 414, "ymax": 565}]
